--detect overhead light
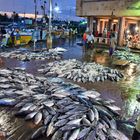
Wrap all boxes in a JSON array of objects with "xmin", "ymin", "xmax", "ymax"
[
  {"xmin": 126, "ymin": 30, "xmax": 130, "ymax": 34},
  {"xmin": 135, "ymin": 26, "xmax": 139, "ymax": 31}
]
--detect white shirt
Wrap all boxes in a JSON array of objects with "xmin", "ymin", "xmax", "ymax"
[{"xmin": 87, "ymin": 34, "xmax": 94, "ymax": 42}]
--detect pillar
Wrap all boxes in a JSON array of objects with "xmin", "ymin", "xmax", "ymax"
[
  {"xmin": 138, "ymin": 21, "xmax": 140, "ymax": 37},
  {"xmin": 87, "ymin": 17, "xmax": 90, "ymax": 31},
  {"xmin": 99, "ymin": 21, "xmax": 102, "ymax": 33},
  {"xmin": 118, "ymin": 17, "xmax": 125, "ymax": 46},
  {"xmin": 97, "ymin": 19, "xmax": 100, "ymax": 32},
  {"xmin": 87, "ymin": 17, "xmax": 93, "ymax": 32},
  {"xmin": 108, "ymin": 19, "xmax": 113, "ymax": 31},
  {"xmin": 102, "ymin": 20, "xmax": 105, "ymax": 33},
  {"xmin": 125, "ymin": 20, "xmax": 129, "ymax": 30}
]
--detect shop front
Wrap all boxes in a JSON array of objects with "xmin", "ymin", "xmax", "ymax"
[{"xmin": 76, "ymin": 0, "xmax": 140, "ymax": 48}]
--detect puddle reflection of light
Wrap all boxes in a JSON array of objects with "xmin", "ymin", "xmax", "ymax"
[{"xmin": 20, "ymin": 61, "xmax": 27, "ymax": 69}]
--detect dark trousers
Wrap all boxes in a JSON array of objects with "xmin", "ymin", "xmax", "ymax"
[
  {"xmin": 109, "ymin": 47, "xmax": 114, "ymax": 56},
  {"xmin": 132, "ymin": 129, "xmax": 140, "ymax": 140}
]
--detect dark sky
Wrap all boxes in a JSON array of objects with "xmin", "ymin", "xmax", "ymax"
[{"xmin": 0, "ymin": 0, "xmax": 82, "ymax": 20}]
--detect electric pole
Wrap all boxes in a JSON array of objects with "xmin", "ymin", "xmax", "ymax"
[{"xmin": 34, "ymin": 0, "xmax": 37, "ymax": 26}]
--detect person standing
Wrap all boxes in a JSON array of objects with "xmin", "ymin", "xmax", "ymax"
[
  {"xmin": 109, "ymin": 32, "xmax": 117, "ymax": 57},
  {"xmin": 11, "ymin": 29, "xmax": 15, "ymax": 47},
  {"xmin": 82, "ymin": 32, "xmax": 87, "ymax": 51},
  {"xmin": 83, "ymin": 32, "xmax": 87, "ymax": 45},
  {"xmin": 132, "ymin": 95, "xmax": 140, "ymax": 140},
  {"xmin": 87, "ymin": 31, "xmax": 94, "ymax": 49},
  {"xmin": 15, "ymin": 29, "xmax": 21, "ymax": 46}
]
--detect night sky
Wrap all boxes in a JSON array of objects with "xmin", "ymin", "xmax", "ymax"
[{"xmin": 0, "ymin": 0, "xmax": 82, "ymax": 20}]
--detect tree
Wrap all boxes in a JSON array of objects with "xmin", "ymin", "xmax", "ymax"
[
  {"xmin": 3, "ymin": 13, "xmax": 8, "ymax": 21},
  {"xmin": 14, "ymin": 13, "xmax": 19, "ymax": 22},
  {"xmin": 0, "ymin": 13, "xmax": 9, "ymax": 22}
]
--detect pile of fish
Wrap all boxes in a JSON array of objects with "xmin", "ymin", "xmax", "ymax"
[
  {"xmin": 38, "ymin": 59, "xmax": 124, "ymax": 83},
  {"xmin": 0, "ymin": 68, "xmax": 129, "ymax": 140},
  {"xmin": 113, "ymin": 50, "xmax": 140, "ymax": 64},
  {"xmin": 0, "ymin": 47, "xmax": 67, "ymax": 61}
]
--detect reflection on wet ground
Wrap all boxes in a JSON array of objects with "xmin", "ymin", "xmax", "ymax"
[{"xmin": 0, "ymin": 37, "xmax": 140, "ymax": 139}]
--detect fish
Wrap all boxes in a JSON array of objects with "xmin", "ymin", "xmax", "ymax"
[
  {"xmin": 92, "ymin": 107, "xmax": 99, "ymax": 121},
  {"xmin": 34, "ymin": 112, "xmax": 43, "ymax": 125},
  {"xmin": 0, "ymin": 48, "xmax": 64, "ymax": 61},
  {"xmin": 44, "ymin": 115, "xmax": 53, "ymax": 125},
  {"xmin": 46, "ymin": 121, "xmax": 55, "ymax": 137},
  {"xmin": 68, "ymin": 129, "xmax": 80, "ymax": 140},
  {"xmin": 67, "ymin": 118, "xmax": 82, "ymax": 126},
  {"xmin": 81, "ymin": 91, "xmax": 100, "ymax": 99},
  {"xmin": 0, "ymin": 98, "xmax": 16, "ymax": 106},
  {"xmin": 19, "ymin": 103, "xmax": 34, "ymax": 112},
  {"xmin": 77, "ymin": 127, "xmax": 91, "ymax": 140},
  {"xmin": 54, "ymin": 119, "xmax": 68, "ymax": 127},
  {"xmin": 63, "ymin": 131, "xmax": 71, "ymax": 140},
  {"xmin": 82, "ymin": 117, "xmax": 91, "ymax": 126},
  {"xmin": 43, "ymin": 100, "xmax": 55, "ymax": 107},
  {"xmin": 85, "ymin": 129, "xmax": 96, "ymax": 140},
  {"xmin": 51, "ymin": 129, "xmax": 63, "ymax": 140},
  {"xmin": 38, "ymin": 59, "xmax": 123, "ymax": 83},
  {"xmin": 31, "ymin": 126, "xmax": 46, "ymax": 140},
  {"xmin": 25, "ymin": 112, "xmax": 37, "ymax": 121},
  {"xmin": 0, "ymin": 67, "xmax": 128, "ymax": 140},
  {"xmin": 60, "ymin": 124, "xmax": 80, "ymax": 131},
  {"xmin": 87, "ymin": 109, "xmax": 95, "ymax": 122},
  {"xmin": 108, "ymin": 129, "xmax": 129, "ymax": 140}
]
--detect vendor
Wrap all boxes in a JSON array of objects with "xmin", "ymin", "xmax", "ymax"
[
  {"xmin": 15, "ymin": 29, "xmax": 21, "ymax": 46},
  {"xmin": 132, "ymin": 94, "xmax": 140, "ymax": 140}
]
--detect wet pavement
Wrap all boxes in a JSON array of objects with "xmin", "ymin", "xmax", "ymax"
[{"xmin": 0, "ymin": 37, "xmax": 140, "ymax": 140}]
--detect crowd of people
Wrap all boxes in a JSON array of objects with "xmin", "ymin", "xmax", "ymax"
[
  {"xmin": 82, "ymin": 31, "xmax": 94, "ymax": 50},
  {"xmin": 82, "ymin": 29, "xmax": 117, "ymax": 57},
  {"xmin": 0, "ymin": 28, "xmax": 21, "ymax": 47},
  {"xmin": 125, "ymin": 32, "xmax": 140, "ymax": 49}
]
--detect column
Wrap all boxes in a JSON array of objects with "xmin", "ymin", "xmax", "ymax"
[
  {"xmin": 100, "ymin": 20, "xmax": 105, "ymax": 33},
  {"xmin": 87, "ymin": 17, "xmax": 90, "ymax": 31},
  {"xmin": 96, "ymin": 19, "xmax": 100, "ymax": 32},
  {"xmin": 125, "ymin": 20, "xmax": 129, "ymax": 30},
  {"xmin": 87, "ymin": 16, "xmax": 93, "ymax": 32},
  {"xmin": 102, "ymin": 20, "xmax": 105, "ymax": 33},
  {"xmin": 97, "ymin": 19, "xmax": 100, "ymax": 32},
  {"xmin": 118, "ymin": 17, "xmax": 125, "ymax": 46},
  {"xmin": 138, "ymin": 21, "xmax": 140, "ymax": 37},
  {"xmin": 108, "ymin": 19, "xmax": 113, "ymax": 31}
]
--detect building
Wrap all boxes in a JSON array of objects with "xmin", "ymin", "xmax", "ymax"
[{"xmin": 76, "ymin": 0, "xmax": 140, "ymax": 47}]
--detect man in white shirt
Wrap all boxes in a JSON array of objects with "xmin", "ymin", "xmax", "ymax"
[
  {"xmin": 87, "ymin": 32, "xmax": 94, "ymax": 43},
  {"xmin": 87, "ymin": 32, "xmax": 94, "ymax": 48}
]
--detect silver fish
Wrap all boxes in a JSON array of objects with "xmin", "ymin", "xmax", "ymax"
[
  {"xmin": 68, "ymin": 129, "xmax": 80, "ymax": 140},
  {"xmin": 77, "ymin": 127, "xmax": 91, "ymax": 140},
  {"xmin": 25, "ymin": 112, "xmax": 37, "ymax": 121},
  {"xmin": 34, "ymin": 112, "xmax": 42, "ymax": 125},
  {"xmin": 46, "ymin": 121, "xmax": 55, "ymax": 137},
  {"xmin": 31, "ymin": 126, "xmax": 46, "ymax": 140}
]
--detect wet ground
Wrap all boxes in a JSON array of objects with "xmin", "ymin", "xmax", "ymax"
[{"xmin": 0, "ymin": 37, "xmax": 140, "ymax": 140}]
